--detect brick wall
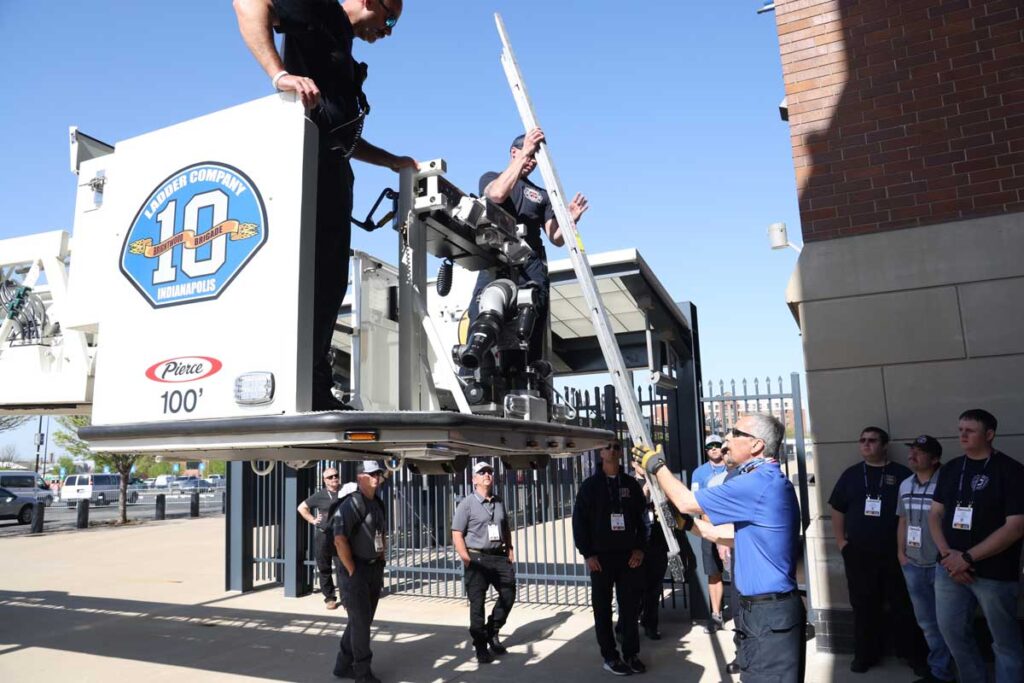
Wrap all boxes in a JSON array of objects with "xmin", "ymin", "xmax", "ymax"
[{"xmin": 776, "ymin": 0, "xmax": 1024, "ymax": 242}]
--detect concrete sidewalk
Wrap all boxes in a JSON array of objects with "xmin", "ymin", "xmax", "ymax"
[{"xmin": 0, "ymin": 517, "xmax": 914, "ymax": 682}]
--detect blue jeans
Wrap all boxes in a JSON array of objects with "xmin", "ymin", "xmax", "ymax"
[
  {"xmin": 901, "ymin": 564, "xmax": 953, "ymax": 681},
  {"xmin": 935, "ymin": 568, "xmax": 1024, "ymax": 683}
]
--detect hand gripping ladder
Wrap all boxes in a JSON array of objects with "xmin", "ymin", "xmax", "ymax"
[{"xmin": 495, "ymin": 14, "xmax": 686, "ymax": 581}]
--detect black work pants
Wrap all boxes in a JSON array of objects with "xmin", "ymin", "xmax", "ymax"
[
  {"xmin": 735, "ymin": 591, "xmax": 806, "ymax": 683},
  {"xmin": 315, "ymin": 529, "xmax": 338, "ymax": 601},
  {"xmin": 841, "ymin": 545, "xmax": 927, "ymax": 664},
  {"xmin": 638, "ymin": 546, "xmax": 668, "ymax": 631},
  {"xmin": 337, "ymin": 559, "xmax": 384, "ymax": 678},
  {"xmin": 464, "ymin": 551, "xmax": 517, "ymax": 648},
  {"xmin": 312, "ymin": 147, "xmax": 354, "ymax": 406},
  {"xmin": 590, "ymin": 552, "xmax": 641, "ymax": 662}
]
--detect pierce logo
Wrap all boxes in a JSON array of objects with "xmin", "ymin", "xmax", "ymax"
[
  {"xmin": 145, "ymin": 356, "xmax": 223, "ymax": 383},
  {"xmin": 120, "ymin": 162, "xmax": 268, "ymax": 308}
]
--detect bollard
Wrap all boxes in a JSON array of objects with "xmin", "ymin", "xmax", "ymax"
[
  {"xmin": 76, "ymin": 499, "xmax": 89, "ymax": 529},
  {"xmin": 190, "ymin": 491, "xmax": 200, "ymax": 518},
  {"xmin": 30, "ymin": 501, "xmax": 45, "ymax": 533},
  {"xmin": 155, "ymin": 493, "xmax": 166, "ymax": 520}
]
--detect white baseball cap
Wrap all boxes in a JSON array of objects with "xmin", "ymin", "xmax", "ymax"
[
  {"xmin": 705, "ymin": 434, "xmax": 724, "ymax": 448},
  {"xmin": 473, "ymin": 461, "xmax": 495, "ymax": 474}
]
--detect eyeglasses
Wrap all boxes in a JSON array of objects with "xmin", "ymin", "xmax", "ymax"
[
  {"xmin": 378, "ymin": 0, "xmax": 398, "ymax": 29},
  {"xmin": 324, "ymin": 474, "xmax": 339, "ymax": 479},
  {"xmin": 729, "ymin": 428, "xmax": 760, "ymax": 441},
  {"xmin": 859, "ymin": 437, "xmax": 880, "ymax": 444}
]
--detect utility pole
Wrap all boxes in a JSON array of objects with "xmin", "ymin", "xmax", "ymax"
[{"xmin": 33, "ymin": 415, "xmax": 44, "ymax": 474}]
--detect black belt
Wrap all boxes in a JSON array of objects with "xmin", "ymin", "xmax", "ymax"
[
  {"xmin": 469, "ymin": 547, "xmax": 508, "ymax": 556},
  {"xmin": 739, "ymin": 589, "xmax": 797, "ymax": 604}
]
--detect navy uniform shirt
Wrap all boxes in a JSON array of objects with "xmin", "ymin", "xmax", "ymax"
[
  {"xmin": 572, "ymin": 472, "xmax": 646, "ymax": 558},
  {"xmin": 479, "ymin": 172, "xmax": 555, "ymax": 256},
  {"xmin": 273, "ymin": 0, "xmax": 365, "ymax": 149},
  {"xmin": 333, "ymin": 491, "xmax": 386, "ymax": 560},
  {"xmin": 452, "ymin": 491, "xmax": 510, "ymax": 550},
  {"xmin": 696, "ymin": 460, "xmax": 800, "ymax": 596},
  {"xmin": 829, "ymin": 460, "xmax": 911, "ymax": 552},
  {"xmin": 931, "ymin": 450, "xmax": 1024, "ymax": 581}
]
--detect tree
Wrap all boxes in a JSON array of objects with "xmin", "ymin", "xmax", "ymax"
[
  {"xmin": 0, "ymin": 415, "xmax": 28, "ymax": 433},
  {"xmin": 55, "ymin": 416, "xmax": 140, "ymax": 524},
  {"xmin": 1, "ymin": 443, "xmax": 16, "ymax": 462},
  {"xmin": 57, "ymin": 455, "xmax": 77, "ymax": 476}
]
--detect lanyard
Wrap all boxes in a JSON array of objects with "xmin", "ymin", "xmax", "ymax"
[
  {"xmin": 738, "ymin": 457, "xmax": 767, "ymax": 475},
  {"xmin": 862, "ymin": 461, "xmax": 888, "ymax": 498},
  {"xmin": 956, "ymin": 454, "xmax": 991, "ymax": 507},
  {"xmin": 606, "ymin": 474, "xmax": 621, "ymax": 513},
  {"xmin": 909, "ymin": 475, "xmax": 933, "ymax": 528},
  {"xmin": 476, "ymin": 493, "xmax": 496, "ymax": 521}
]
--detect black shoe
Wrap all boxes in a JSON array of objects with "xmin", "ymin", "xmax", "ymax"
[
  {"xmin": 726, "ymin": 660, "xmax": 740, "ymax": 675},
  {"xmin": 475, "ymin": 646, "xmax": 494, "ymax": 664},
  {"xmin": 643, "ymin": 627, "xmax": 661, "ymax": 640},
  {"xmin": 626, "ymin": 656, "xmax": 646, "ymax": 674},
  {"xmin": 850, "ymin": 659, "xmax": 872, "ymax": 673},
  {"xmin": 602, "ymin": 659, "xmax": 632, "ymax": 676},
  {"xmin": 488, "ymin": 634, "xmax": 508, "ymax": 655},
  {"xmin": 354, "ymin": 675, "xmax": 380, "ymax": 683},
  {"xmin": 703, "ymin": 612, "xmax": 723, "ymax": 634},
  {"xmin": 333, "ymin": 656, "xmax": 354, "ymax": 679},
  {"xmin": 313, "ymin": 394, "xmax": 357, "ymax": 411}
]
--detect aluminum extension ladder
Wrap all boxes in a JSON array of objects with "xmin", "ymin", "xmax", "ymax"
[{"xmin": 495, "ymin": 14, "xmax": 686, "ymax": 581}]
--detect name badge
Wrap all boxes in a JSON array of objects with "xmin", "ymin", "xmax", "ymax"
[
  {"xmin": 906, "ymin": 525, "xmax": 922, "ymax": 548},
  {"xmin": 374, "ymin": 531, "xmax": 384, "ymax": 553},
  {"xmin": 864, "ymin": 497, "xmax": 882, "ymax": 517},
  {"xmin": 488, "ymin": 523, "xmax": 501, "ymax": 542},
  {"xmin": 952, "ymin": 505, "xmax": 973, "ymax": 530},
  {"xmin": 610, "ymin": 513, "xmax": 625, "ymax": 531}
]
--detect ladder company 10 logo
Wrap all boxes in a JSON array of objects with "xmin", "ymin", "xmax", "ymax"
[{"xmin": 120, "ymin": 162, "xmax": 268, "ymax": 308}]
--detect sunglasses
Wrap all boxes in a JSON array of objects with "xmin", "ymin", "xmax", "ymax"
[
  {"xmin": 476, "ymin": 469, "xmax": 494, "ymax": 476},
  {"xmin": 729, "ymin": 428, "xmax": 760, "ymax": 441},
  {"xmin": 324, "ymin": 474, "xmax": 339, "ymax": 479},
  {"xmin": 378, "ymin": 0, "xmax": 398, "ymax": 29}
]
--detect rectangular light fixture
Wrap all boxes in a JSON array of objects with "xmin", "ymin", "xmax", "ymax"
[
  {"xmin": 344, "ymin": 430, "xmax": 379, "ymax": 442},
  {"xmin": 234, "ymin": 372, "xmax": 275, "ymax": 405}
]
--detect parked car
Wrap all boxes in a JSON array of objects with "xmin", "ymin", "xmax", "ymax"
[
  {"xmin": 0, "ymin": 470, "xmax": 54, "ymax": 506},
  {"xmin": 154, "ymin": 474, "xmax": 175, "ymax": 489},
  {"xmin": 61, "ymin": 473, "xmax": 121, "ymax": 506},
  {"xmin": 177, "ymin": 478, "xmax": 212, "ymax": 493},
  {"xmin": 0, "ymin": 487, "xmax": 37, "ymax": 524},
  {"xmin": 143, "ymin": 478, "xmax": 157, "ymax": 489},
  {"xmin": 208, "ymin": 474, "xmax": 225, "ymax": 487}
]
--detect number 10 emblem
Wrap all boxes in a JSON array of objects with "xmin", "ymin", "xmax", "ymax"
[{"xmin": 120, "ymin": 162, "xmax": 268, "ymax": 309}]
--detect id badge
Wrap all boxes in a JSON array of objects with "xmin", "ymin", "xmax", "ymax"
[
  {"xmin": 952, "ymin": 505, "xmax": 973, "ymax": 530},
  {"xmin": 487, "ymin": 523, "xmax": 501, "ymax": 542},
  {"xmin": 906, "ymin": 525, "xmax": 922, "ymax": 548},
  {"xmin": 374, "ymin": 531, "xmax": 384, "ymax": 553},
  {"xmin": 864, "ymin": 497, "xmax": 882, "ymax": 517},
  {"xmin": 610, "ymin": 513, "xmax": 625, "ymax": 531}
]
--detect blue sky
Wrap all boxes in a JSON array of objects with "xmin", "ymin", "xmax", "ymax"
[{"xmin": 0, "ymin": 1, "xmax": 804, "ymax": 458}]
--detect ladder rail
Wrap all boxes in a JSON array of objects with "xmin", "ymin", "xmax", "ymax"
[{"xmin": 495, "ymin": 14, "xmax": 685, "ymax": 581}]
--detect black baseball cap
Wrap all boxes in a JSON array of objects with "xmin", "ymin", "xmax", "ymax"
[{"xmin": 905, "ymin": 435, "xmax": 942, "ymax": 458}]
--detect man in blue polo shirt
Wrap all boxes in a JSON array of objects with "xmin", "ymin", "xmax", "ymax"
[
  {"xmin": 634, "ymin": 414, "xmax": 804, "ymax": 682},
  {"xmin": 692, "ymin": 434, "xmax": 728, "ymax": 633}
]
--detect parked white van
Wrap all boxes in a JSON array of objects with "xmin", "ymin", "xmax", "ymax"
[
  {"xmin": 61, "ymin": 473, "xmax": 121, "ymax": 506},
  {"xmin": 154, "ymin": 474, "xmax": 175, "ymax": 488},
  {"xmin": 0, "ymin": 470, "xmax": 54, "ymax": 506}
]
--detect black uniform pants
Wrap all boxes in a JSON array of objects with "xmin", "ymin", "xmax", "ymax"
[
  {"xmin": 638, "ymin": 546, "xmax": 668, "ymax": 631},
  {"xmin": 735, "ymin": 591, "xmax": 806, "ymax": 683},
  {"xmin": 464, "ymin": 551, "xmax": 517, "ymax": 648},
  {"xmin": 315, "ymin": 529, "xmax": 338, "ymax": 601},
  {"xmin": 336, "ymin": 559, "xmax": 384, "ymax": 678},
  {"xmin": 841, "ymin": 545, "xmax": 926, "ymax": 664},
  {"xmin": 312, "ymin": 147, "xmax": 354, "ymax": 406},
  {"xmin": 590, "ymin": 552, "xmax": 641, "ymax": 662}
]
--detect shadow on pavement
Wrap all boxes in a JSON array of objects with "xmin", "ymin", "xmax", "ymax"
[{"xmin": 0, "ymin": 590, "xmax": 707, "ymax": 682}]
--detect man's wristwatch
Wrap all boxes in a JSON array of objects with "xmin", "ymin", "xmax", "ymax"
[{"xmin": 962, "ymin": 550, "xmax": 975, "ymax": 565}]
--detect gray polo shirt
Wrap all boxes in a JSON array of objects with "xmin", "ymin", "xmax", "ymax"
[
  {"xmin": 896, "ymin": 472, "xmax": 940, "ymax": 567},
  {"xmin": 452, "ymin": 491, "xmax": 510, "ymax": 550},
  {"xmin": 333, "ymin": 492, "xmax": 386, "ymax": 560}
]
